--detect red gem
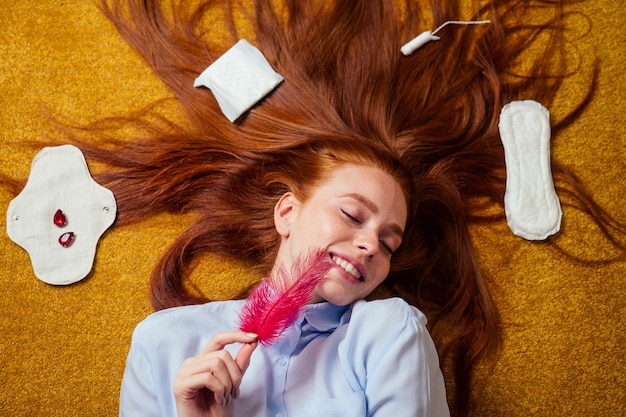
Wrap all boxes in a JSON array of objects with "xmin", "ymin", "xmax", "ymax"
[
  {"xmin": 54, "ymin": 209, "xmax": 67, "ymax": 227},
  {"xmin": 58, "ymin": 232, "xmax": 75, "ymax": 247}
]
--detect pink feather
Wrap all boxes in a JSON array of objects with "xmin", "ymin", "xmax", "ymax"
[{"xmin": 238, "ymin": 249, "xmax": 333, "ymax": 345}]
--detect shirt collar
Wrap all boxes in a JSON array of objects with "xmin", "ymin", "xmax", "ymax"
[{"xmin": 301, "ymin": 302, "xmax": 351, "ymax": 333}]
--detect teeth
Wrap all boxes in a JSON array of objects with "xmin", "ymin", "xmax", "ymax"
[{"xmin": 333, "ymin": 256, "xmax": 362, "ymax": 281}]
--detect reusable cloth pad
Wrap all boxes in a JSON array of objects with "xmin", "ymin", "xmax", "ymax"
[
  {"xmin": 6, "ymin": 145, "xmax": 117, "ymax": 285},
  {"xmin": 498, "ymin": 100, "xmax": 562, "ymax": 240},
  {"xmin": 194, "ymin": 39, "xmax": 284, "ymax": 122}
]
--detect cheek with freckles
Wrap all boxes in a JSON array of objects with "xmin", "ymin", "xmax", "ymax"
[{"xmin": 292, "ymin": 208, "xmax": 348, "ymax": 253}]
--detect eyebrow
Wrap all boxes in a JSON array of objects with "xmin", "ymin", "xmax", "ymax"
[{"xmin": 342, "ymin": 193, "xmax": 405, "ymax": 238}]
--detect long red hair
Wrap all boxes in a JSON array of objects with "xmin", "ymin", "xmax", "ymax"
[{"xmin": 2, "ymin": 0, "xmax": 623, "ymax": 415}]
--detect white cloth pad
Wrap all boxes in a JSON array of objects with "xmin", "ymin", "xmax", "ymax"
[
  {"xmin": 194, "ymin": 39, "xmax": 284, "ymax": 122},
  {"xmin": 498, "ymin": 100, "xmax": 562, "ymax": 240},
  {"xmin": 6, "ymin": 145, "xmax": 117, "ymax": 285}
]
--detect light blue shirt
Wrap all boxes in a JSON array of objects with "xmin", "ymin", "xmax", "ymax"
[{"xmin": 119, "ymin": 297, "xmax": 450, "ymax": 417}]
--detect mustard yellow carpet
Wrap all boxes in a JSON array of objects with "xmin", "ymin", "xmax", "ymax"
[{"xmin": 0, "ymin": 1, "xmax": 624, "ymax": 415}]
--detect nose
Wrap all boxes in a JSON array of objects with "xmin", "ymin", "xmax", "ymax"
[{"xmin": 355, "ymin": 230, "xmax": 379, "ymax": 257}]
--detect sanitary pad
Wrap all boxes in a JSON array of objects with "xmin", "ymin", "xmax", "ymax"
[
  {"xmin": 6, "ymin": 145, "xmax": 117, "ymax": 284},
  {"xmin": 194, "ymin": 39, "xmax": 284, "ymax": 122},
  {"xmin": 498, "ymin": 100, "xmax": 562, "ymax": 240}
]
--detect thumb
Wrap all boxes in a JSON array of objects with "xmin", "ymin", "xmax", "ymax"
[{"xmin": 235, "ymin": 340, "xmax": 258, "ymax": 374}]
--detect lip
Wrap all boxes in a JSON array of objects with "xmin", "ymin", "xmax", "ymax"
[{"xmin": 329, "ymin": 252, "xmax": 367, "ymax": 283}]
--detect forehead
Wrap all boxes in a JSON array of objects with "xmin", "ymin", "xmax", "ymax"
[{"xmin": 312, "ymin": 164, "xmax": 408, "ymax": 225}]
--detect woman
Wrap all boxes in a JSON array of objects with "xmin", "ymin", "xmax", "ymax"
[
  {"xmin": 3, "ymin": 0, "xmax": 622, "ymax": 415},
  {"xmin": 120, "ymin": 141, "xmax": 450, "ymax": 416}
]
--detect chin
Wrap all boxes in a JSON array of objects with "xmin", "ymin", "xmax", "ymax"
[
  {"xmin": 322, "ymin": 296, "xmax": 355, "ymax": 306},
  {"xmin": 313, "ymin": 281, "xmax": 363, "ymax": 306}
]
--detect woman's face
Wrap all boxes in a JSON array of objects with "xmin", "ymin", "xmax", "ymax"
[{"xmin": 274, "ymin": 163, "xmax": 408, "ymax": 306}]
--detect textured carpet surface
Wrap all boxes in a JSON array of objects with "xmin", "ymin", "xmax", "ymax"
[{"xmin": 0, "ymin": 1, "xmax": 624, "ymax": 416}]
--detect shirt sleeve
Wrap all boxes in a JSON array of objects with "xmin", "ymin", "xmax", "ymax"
[
  {"xmin": 342, "ymin": 298, "xmax": 450, "ymax": 417},
  {"xmin": 119, "ymin": 323, "xmax": 162, "ymax": 417}
]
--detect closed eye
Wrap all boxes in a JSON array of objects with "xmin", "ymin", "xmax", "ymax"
[
  {"xmin": 341, "ymin": 209, "xmax": 362, "ymax": 225},
  {"xmin": 380, "ymin": 240, "xmax": 395, "ymax": 255}
]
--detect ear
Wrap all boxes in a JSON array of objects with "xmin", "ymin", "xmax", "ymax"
[{"xmin": 274, "ymin": 192, "xmax": 298, "ymax": 238}]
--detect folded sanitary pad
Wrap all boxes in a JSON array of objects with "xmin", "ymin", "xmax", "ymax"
[{"xmin": 194, "ymin": 39, "xmax": 284, "ymax": 122}]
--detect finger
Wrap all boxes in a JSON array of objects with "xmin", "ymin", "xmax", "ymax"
[
  {"xmin": 180, "ymin": 351, "xmax": 240, "ymax": 402},
  {"xmin": 174, "ymin": 370, "xmax": 226, "ymax": 404},
  {"xmin": 200, "ymin": 331, "xmax": 258, "ymax": 354},
  {"xmin": 206, "ymin": 356, "xmax": 235, "ymax": 403},
  {"xmin": 211, "ymin": 371, "xmax": 228, "ymax": 407},
  {"xmin": 179, "ymin": 331, "xmax": 258, "ymax": 405},
  {"xmin": 198, "ymin": 349, "xmax": 252, "ymax": 402}
]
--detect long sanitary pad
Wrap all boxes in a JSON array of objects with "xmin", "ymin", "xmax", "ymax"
[{"xmin": 498, "ymin": 100, "xmax": 562, "ymax": 240}]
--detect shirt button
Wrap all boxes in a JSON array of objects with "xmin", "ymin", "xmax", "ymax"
[
  {"xmin": 277, "ymin": 358, "xmax": 287, "ymax": 366},
  {"xmin": 276, "ymin": 414, "xmax": 283, "ymax": 417}
]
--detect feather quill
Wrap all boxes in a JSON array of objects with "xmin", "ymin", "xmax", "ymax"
[{"xmin": 238, "ymin": 249, "xmax": 333, "ymax": 345}]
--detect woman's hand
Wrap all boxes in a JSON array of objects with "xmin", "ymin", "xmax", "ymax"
[{"xmin": 173, "ymin": 331, "xmax": 258, "ymax": 417}]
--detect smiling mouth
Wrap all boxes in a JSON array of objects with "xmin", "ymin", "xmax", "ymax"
[{"xmin": 331, "ymin": 255, "xmax": 364, "ymax": 282}]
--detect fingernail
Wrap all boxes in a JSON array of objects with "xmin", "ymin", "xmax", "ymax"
[
  {"xmin": 220, "ymin": 396, "xmax": 227, "ymax": 407},
  {"xmin": 233, "ymin": 388, "xmax": 241, "ymax": 399},
  {"xmin": 245, "ymin": 333, "xmax": 258, "ymax": 339},
  {"xmin": 226, "ymin": 394, "xmax": 232, "ymax": 405}
]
